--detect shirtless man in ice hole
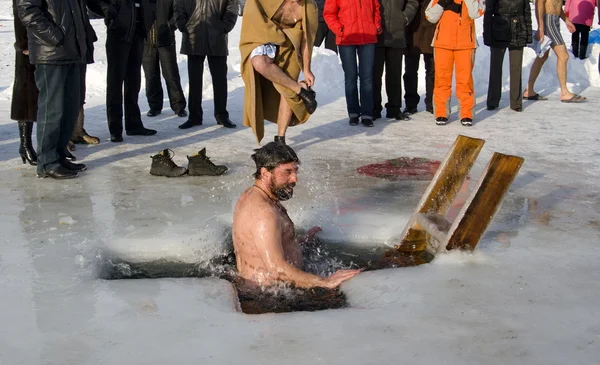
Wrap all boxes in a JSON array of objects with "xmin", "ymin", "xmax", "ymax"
[{"xmin": 232, "ymin": 142, "xmax": 361, "ymax": 289}]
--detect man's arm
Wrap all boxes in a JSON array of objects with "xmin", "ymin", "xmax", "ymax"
[
  {"xmin": 222, "ymin": 0, "xmax": 238, "ymax": 33},
  {"xmin": 403, "ymin": 0, "xmax": 419, "ymax": 25},
  {"xmin": 17, "ymin": 0, "xmax": 64, "ymax": 46},
  {"xmin": 535, "ymin": 0, "xmax": 545, "ymax": 37},
  {"xmin": 173, "ymin": 0, "xmax": 189, "ymax": 32}
]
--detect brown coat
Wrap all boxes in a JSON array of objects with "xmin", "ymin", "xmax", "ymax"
[
  {"xmin": 11, "ymin": 0, "xmax": 38, "ymax": 122},
  {"xmin": 405, "ymin": 0, "xmax": 436, "ymax": 54},
  {"xmin": 239, "ymin": 0, "xmax": 318, "ymax": 144}
]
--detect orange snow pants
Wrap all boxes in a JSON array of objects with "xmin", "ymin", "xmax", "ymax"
[{"xmin": 433, "ymin": 48, "xmax": 475, "ymax": 119}]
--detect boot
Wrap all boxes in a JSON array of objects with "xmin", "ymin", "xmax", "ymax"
[
  {"xmin": 298, "ymin": 86, "xmax": 317, "ymax": 114},
  {"xmin": 150, "ymin": 149, "xmax": 187, "ymax": 177},
  {"xmin": 187, "ymin": 148, "xmax": 228, "ymax": 176},
  {"xmin": 18, "ymin": 121, "xmax": 37, "ymax": 165},
  {"xmin": 71, "ymin": 109, "xmax": 100, "ymax": 144},
  {"xmin": 274, "ymin": 135, "xmax": 286, "ymax": 144}
]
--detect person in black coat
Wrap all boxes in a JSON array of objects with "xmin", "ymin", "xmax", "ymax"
[
  {"xmin": 483, "ymin": 0, "xmax": 532, "ymax": 111},
  {"xmin": 373, "ymin": 0, "xmax": 419, "ymax": 121},
  {"xmin": 143, "ymin": 0, "xmax": 187, "ymax": 117},
  {"xmin": 18, "ymin": 0, "xmax": 90, "ymax": 179},
  {"xmin": 174, "ymin": 0, "xmax": 238, "ymax": 129},
  {"xmin": 95, "ymin": 0, "xmax": 158, "ymax": 142},
  {"xmin": 11, "ymin": 0, "xmax": 38, "ymax": 166},
  {"xmin": 314, "ymin": 0, "xmax": 337, "ymax": 53}
]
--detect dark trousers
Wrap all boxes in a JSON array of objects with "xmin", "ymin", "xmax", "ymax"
[
  {"xmin": 487, "ymin": 47, "xmax": 523, "ymax": 110},
  {"xmin": 314, "ymin": 21, "xmax": 337, "ymax": 53},
  {"xmin": 72, "ymin": 63, "xmax": 87, "ymax": 138},
  {"xmin": 403, "ymin": 51, "xmax": 434, "ymax": 110},
  {"xmin": 142, "ymin": 43, "xmax": 187, "ymax": 113},
  {"xmin": 339, "ymin": 44, "xmax": 375, "ymax": 118},
  {"xmin": 34, "ymin": 63, "xmax": 81, "ymax": 174},
  {"xmin": 187, "ymin": 55, "xmax": 228, "ymax": 123},
  {"xmin": 571, "ymin": 24, "xmax": 590, "ymax": 59},
  {"xmin": 105, "ymin": 27, "xmax": 145, "ymax": 136},
  {"xmin": 373, "ymin": 46, "xmax": 404, "ymax": 115}
]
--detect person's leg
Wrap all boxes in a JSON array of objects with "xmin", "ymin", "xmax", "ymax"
[
  {"xmin": 34, "ymin": 64, "xmax": 65, "ymax": 174},
  {"xmin": 571, "ymin": 25, "xmax": 580, "ymax": 58},
  {"xmin": 251, "ymin": 54, "xmax": 304, "ymax": 94},
  {"xmin": 523, "ymin": 51, "xmax": 549, "ymax": 97},
  {"xmin": 124, "ymin": 29, "xmax": 145, "ymax": 132},
  {"xmin": 384, "ymin": 47, "xmax": 404, "ymax": 116},
  {"xmin": 207, "ymin": 55, "xmax": 233, "ymax": 125},
  {"xmin": 403, "ymin": 51, "xmax": 421, "ymax": 110},
  {"xmin": 579, "ymin": 25, "xmax": 590, "ymax": 59},
  {"xmin": 552, "ymin": 44, "xmax": 576, "ymax": 99},
  {"xmin": 338, "ymin": 45, "xmax": 360, "ymax": 118},
  {"xmin": 433, "ymin": 48, "xmax": 453, "ymax": 119},
  {"xmin": 508, "ymin": 47, "xmax": 524, "ymax": 110},
  {"xmin": 142, "ymin": 44, "xmax": 163, "ymax": 113},
  {"xmin": 455, "ymin": 48, "xmax": 476, "ymax": 120},
  {"xmin": 358, "ymin": 43, "xmax": 376, "ymax": 120},
  {"xmin": 58, "ymin": 63, "xmax": 81, "ymax": 158},
  {"xmin": 372, "ymin": 46, "xmax": 385, "ymax": 117},
  {"xmin": 487, "ymin": 46, "xmax": 506, "ymax": 109},
  {"xmin": 276, "ymin": 93, "xmax": 293, "ymax": 137},
  {"xmin": 105, "ymin": 34, "xmax": 130, "ymax": 137},
  {"xmin": 424, "ymin": 53, "xmax": 434, "ymax": 112},
  {"xmin": 158, "ymin": 43, "xmax": 187, "ymax": 113},
  {"xmin": 187, "ymin": 54, "xmax": 205, "ymax": 122}
]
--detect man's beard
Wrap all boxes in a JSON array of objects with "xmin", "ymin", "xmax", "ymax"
[{"xmin": 269, "ymin": 178, "xmax": 295, "ymax": 201}]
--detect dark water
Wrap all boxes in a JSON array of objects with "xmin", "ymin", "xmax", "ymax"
[{"xmin": 96, "ymin": 239, "xmax": 433, "ymax": 314}]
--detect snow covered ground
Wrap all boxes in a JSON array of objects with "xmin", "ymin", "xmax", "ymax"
[{"xmin": 1, "ymin": 1, "xmax": 599, "ymax": 364}]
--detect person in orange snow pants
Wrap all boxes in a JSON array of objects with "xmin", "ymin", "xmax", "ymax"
[{"xmin": 425, "ymin": 0, "xmax": 484, "ymax": 126}]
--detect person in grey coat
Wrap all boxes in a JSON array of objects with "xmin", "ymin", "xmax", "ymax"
[
  {"xmin": 373, "ymin": 0, "xmax": 419, "ymax": 121},
  {"xmin": 174, "ymin": 0, "xmax": 238, "ymax": 129}
]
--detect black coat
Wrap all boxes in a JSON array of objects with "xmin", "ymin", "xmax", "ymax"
[
  {"xmin": 147, "ymin": 0, "xmax": 177, "ymax": 47},
  {"xmin": 11, "ymin": 0, "xmax": 38, "ymax": 122},
  {"xmin": 17, "ymin": 0, "xmax": 89, "ymax": 65},
  {"xmin": 174, "ymin": 0, "xmax": 238, "ymax": 56},
  {"xmin": 95, "ymin": 0, "xmax": 156, "ymax": 42},
  {"xmin": 315, "ymin": 0, "xmax": 325, "ymax": 21},
  {"xmin": 405, "ymin": 0, "xmax": 436, "ymax": 54},
  {"xmin": 377, "ymin": 0, "xmax": 419, "ymax": 48},
  {"xmin": 483, "ymin": 0, "xmax": 532, "ymax": 49}
]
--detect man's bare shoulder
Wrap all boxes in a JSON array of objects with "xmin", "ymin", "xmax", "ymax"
[{"xmin": 235, "ymin": 187, "xmax": 281, "ymax": 220}]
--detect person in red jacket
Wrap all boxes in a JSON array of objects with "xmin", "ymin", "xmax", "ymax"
[
  {"xmin": 426, "ymin": 0, "xmax": 484, "ymax": 126},
  {"xmin": 324, "ymin": 0, "xmax": 382, "ymax": 127}
]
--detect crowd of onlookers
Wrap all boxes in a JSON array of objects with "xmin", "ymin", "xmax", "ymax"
[{"xmin": 11, "ymin": 0, "xmax": 594, "ymax": 179}]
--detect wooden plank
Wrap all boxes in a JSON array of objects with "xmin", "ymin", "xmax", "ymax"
[
  {"xmin": 397, "ymin": 135, "xmax": 485, "ymax": 252},
  {"xmin": 445, "ymin": 153, "xmax": 524, "ymax": 251}
]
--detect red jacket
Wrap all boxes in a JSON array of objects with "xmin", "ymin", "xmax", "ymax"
[{"xmin": 323, "ymin": 0, "xmax": 381, "ymax": 46}]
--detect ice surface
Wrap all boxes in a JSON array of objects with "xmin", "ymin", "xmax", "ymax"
[{"xmin": 1, "ymin": 1, "xmax": 600, "ymax": 364}]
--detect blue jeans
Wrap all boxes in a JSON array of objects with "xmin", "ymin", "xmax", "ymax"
[
  {"xmin": 338, "ymin": 44, "xmax": 375, "ymax": 119},
  {"xmin": 34, "ymin": 63, "xmax": 81, "ymax": 174}
]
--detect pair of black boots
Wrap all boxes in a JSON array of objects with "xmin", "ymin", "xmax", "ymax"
[{"xmin": 150, "ymin": 148, "xmax": 228, "ymax": 177}]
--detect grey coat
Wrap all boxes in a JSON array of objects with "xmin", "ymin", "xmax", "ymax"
[{"xmin": 377, "ymin": 0, "xmax": 419, "ymax": 48}]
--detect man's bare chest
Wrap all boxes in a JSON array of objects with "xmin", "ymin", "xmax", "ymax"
[{"xmin": 273, "ymin": 0, "xmax": 303, "ymax": 28}]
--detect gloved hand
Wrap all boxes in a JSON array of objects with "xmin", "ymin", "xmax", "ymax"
[
  {"xmin": 437, "ymin": 0, "xmax": 453, "ymax": 8},
  {"xmin": 445, "ymin": 2, "xmax": 462, "ymax": 13}
]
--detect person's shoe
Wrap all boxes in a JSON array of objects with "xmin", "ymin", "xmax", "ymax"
[
  {"xmin": 394, "ymin": 111, "xmax": 411, "ymax": 121},
  {"xmin": 403, "ymin": 107, "xmax": 418, "ymax": 115},
  {"xmin": 111, "ymin": 134, "xmax": 123, "ymax": 143},
  {"xmin": 72, "ymin": 131, "xmax": 100, "ymax": 145},
  {"xmin": 37, "ymin": 165, "xmax": 78, "ymax": 179},
  {"xmin": 349, "ymin": 116, "xmax": 360, "ymax": 126},
  {"xmin": 426, "ymin": 106, "xmax": 434, "ymax": 114},
  {"xmin": 298, "ymin": 86, "xmax": 317, "ymax": 114},
  {"xmin": 126, "ymin": 127, "xmax": 157, "ymax": 136},
  {"xmin": 179, "ymin": 119, "xmax": 203, "ymax": 129},
  {"xmin": 150, "ymin": 149, "xmax": 187, "ymax": 177},
  {"xmin": 435, "ymin": 117, "xmax": 448, "ymax": 126},
  {"xmin": 274, "ymin": 135, "xmax": 286, "ymax": 144},
  {"xmin": 487, "ymin": 105, "xmax": 497, "ymax": 111},
  {"xmin": 176, "ymin": 110, "xmax": 188, "ymax": 117},
  {"xmin": 67, "ymin": 141, "xmax": 76, "ymax": 151},
  {"xmin": 147, "ymin": 109, "xmax": 161, "ymax": 117},
  {"xmin": 460, "ymin": 118, "xmax": 473, "ymax": 126},
  {"xmin": 361, "ymin": 117, "xmax": 374, "ymax": 127},
  {"xmin": 511, "ymin": 106, "xmax": 522, "ymax": 112},
  {"xmin": 187, "ymin": 148, "xmax": 228, "ymax": 176},
  {"xmin": 217, "ymin": 118, "xmax": 237, "ymax": 128},
  {"xmin": 373, "ymin": 110, "xmax": 382, "ymax": 121},
  {"xmin": 18, "ymin": 121, "xmax": 37, "ymax": 166},
  {"xmin": 60, "ymin": 158, "xmax": 87, "ymax": 172},
  {"xmin": 64, "ymin": 149, "xmax": 77, "ymax": 161}
]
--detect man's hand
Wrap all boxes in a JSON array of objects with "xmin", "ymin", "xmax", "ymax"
[
  {"xmin": 303, "ymin": 69, "xmax": 315, "ymax": 87},
  {"xmin": 321, "ymin": 269, "xmax": 362, "ymax": 289},
  {"xmin": 22, "ymin": 50, "xmax": 29, "ymax": 55},
  {"xmin": 565, "ymin": 19, "xmax": 576, "ymax": 33},
  {"xmin": 535, "ymin": 28, "xmax": 544, "ymax": 42}
]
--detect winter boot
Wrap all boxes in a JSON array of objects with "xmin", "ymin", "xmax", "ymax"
[
  {"xmin": 274, "ymin": 135, "xmax": 286, "ymax": 144},
  {"xmin": 150, "ymin": 149, "xmax": 187, "ymax": 177},
  {"xmin": 298, "ymin": 86, "xmax": 317, "ymax": 114},
  {"xmin": 435, "ymin": 117, "xmax": 448, "ymax": 126},
  {"xmin": 187, "ymin": 148, "xmax": 228, "ymax": 176},
  {"xmin": 71, "ymin": 108, "xmax": 100, "ymax": 144},
  {"xmin": 18, "ymin": 121, "xmax": 37, "ymax": 165},
  {"xmin": 460, "ymin": 118, "xmax": 473, "ymax": 127}
]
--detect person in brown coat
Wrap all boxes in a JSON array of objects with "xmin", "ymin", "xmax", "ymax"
[
  {"xmin": 11, "ymin": 0, "xmax": 38, "ymax": 165},
  {"xmin": 402, "ymin": 0, "xmax": 436, "ymax": 114}
]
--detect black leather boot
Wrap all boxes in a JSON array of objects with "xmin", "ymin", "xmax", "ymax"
[
  {"xmin": 274, "ymin": 135, "xmax": 286, "ymax": 144},
  {"xmin": 298, "ymin": 86, "xmax": 317, "ymax": 114},
  {"xmin": 18, "ymin": 121, "xmax": 37, "ymax": 166},
  {"xmin": 149, "ymin": 149, "xmax": 187, "ymax": 177}
]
